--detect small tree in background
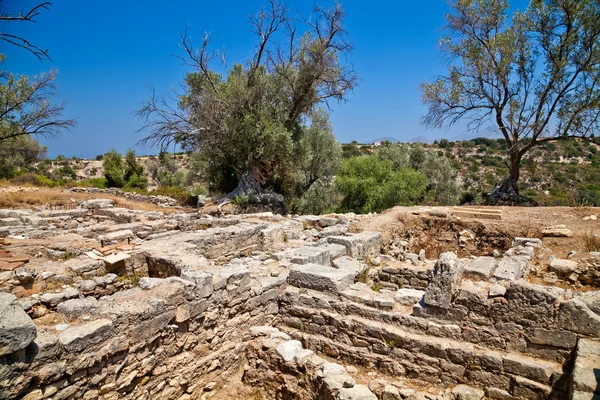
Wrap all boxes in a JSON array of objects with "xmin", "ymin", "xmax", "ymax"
[
  {"xmin": 0, "ymin": 135, "xmax": 47, "ymax": 178},
  {"xmin": 124, "ymin": 149, "xmax": 147, "ymax": 189},
  {"xmin": 103, "ymin": 149, "xmax": 125, "ymax": 188},
  {"xmin": 422, "ymin": 0, "xmax": 600, "ymax": 202}
]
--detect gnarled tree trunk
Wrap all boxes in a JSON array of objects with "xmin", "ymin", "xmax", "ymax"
[{"xmin": 489, "ymin": 152, "xmax": 521, "ymax": 203}]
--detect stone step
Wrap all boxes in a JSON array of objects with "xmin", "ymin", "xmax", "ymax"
[
  {"xmin": 284, "ymin": 286, "xmax": 569, "ymax": 364},
  {"xmin": 280, "ymin": 309, "xmax": 563, "ymax": 397}
]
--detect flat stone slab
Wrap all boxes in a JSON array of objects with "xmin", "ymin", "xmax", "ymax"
[
  {"xmin": 58, "ymin": 319, "xmax": 113, "ymax": 353},
  {"xmin": 548, "ymin": 259, "xmax": 578, "ymax": 276},
  {"xmin": 493, "ymin": 256, "xmax": 529, "ymax": 281},
  {"xmin": 288, "ymin": 263, "xmax": 356, "ymax": 293},
  {"xmin": 463, "ymin": 256, "xmax": 497, "ymax": 279},
  {"xmin": 289, "ymin": 246, "xmax": 330, "ymax": 266},
  {"xmin": 0, "ymin": 293, "xmax": 37, "ymax": 356},
  {"xmin": 332, "ymin": 256, "xmax": 367, "ymax": 274},
  {"xmin": 395, "ymin": 288, "xmax": 425, "ymax": 306},
  {"xmin": 327, "ymin": 232, "xmax": 381, "ymax": 259}
]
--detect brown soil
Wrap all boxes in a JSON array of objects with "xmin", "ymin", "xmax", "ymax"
[
  {"xmin": 355, "ymin": 205, "xmax": 600, "ymax": 259},
  {"xmin": 0, "ymin": 185, "xmax": 183, "ymax": 213}
]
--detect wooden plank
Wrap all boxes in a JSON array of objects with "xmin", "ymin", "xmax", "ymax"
[
  {"xmin": 0, "ymin": 261, "xmax": 24, "ymax": 271},
  {"xmin": 4, "ymin": 257, "xmax": 29, "ymax": 264}
]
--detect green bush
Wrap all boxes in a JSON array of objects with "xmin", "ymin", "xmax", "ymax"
[
  {"xmin": 10, "ymin": 173, "xmax": 55, "ymax": 187},
  {"xmin": 149, "ymin": 186, "xmax": 195, "ymax": 206},
  {"xmin": 103, "ymin": 149, "xmax": 125, "ymax": 187},
  {"xmin": 296, "ymin": 179, "xmax": 340, "ymax": 215},
  {"xmin": 335, "ymin": 155, "xmax": 428, "ymax": 213}
]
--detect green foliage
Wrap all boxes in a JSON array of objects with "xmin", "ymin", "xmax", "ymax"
[
  {"xmin": 137, "ymin": 3, "xmax": 357, "ymax": 200},
  {"xmin": 124, "ymin": 149, "xmax": 147, "ymax": 189},
  {"xmin": 10, "ymin": 173, "xmax": 55, "ymax": 187},
  {"xmin": 103, "ymin": 149, "xmax": 125, "ymax": 188},
  {"xmin": 377, "ymin": 143, "xmax": 462, "ymax": 205},
  {"xmin": 0, "ymin": 59, "xmax": 75, "ymax": 145},
  {"xmin": 0, "ymin": 135, "xmax": 47, "ymax": 179},
  {"xmin": 148, "ymin": 151, "xmax": 188, "ymax": 187},
  {"xmin": 335, "ymin": 155, "xmax": 428, "ymax": 214},
  {"xmin": 296, "ymin": 179, "xmax": 339, "ymax": 215}
]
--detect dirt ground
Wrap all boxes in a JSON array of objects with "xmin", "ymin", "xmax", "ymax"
[
  {"xmin": 354, "ymin": 205, "xmax": 600, "ymax": 259},
  {"xmin": 0, "ymin": 185, "xmax": 184, "ymax": 213}
]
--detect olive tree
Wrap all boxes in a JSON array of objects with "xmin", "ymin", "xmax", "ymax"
[
  {"xmin": 421, "ymin": 0, "xmax": 600, "ymax": 201},
  {"xmin": 137, "ymin": 1, "xmax": 357, "ymax": 205}
]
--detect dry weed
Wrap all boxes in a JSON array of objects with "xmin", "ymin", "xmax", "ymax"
[{"xmin": 583, "ymin": 231, "xmax": 600, "ymax": 252}]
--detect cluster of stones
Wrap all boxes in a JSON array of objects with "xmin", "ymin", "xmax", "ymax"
[
  {"xmin": 69, "ymin": 187, "xmax": 179, "ymax": 207},
  {"xmin": 0, "ymin": 199, "xmax": 599, "ymax": 400}
]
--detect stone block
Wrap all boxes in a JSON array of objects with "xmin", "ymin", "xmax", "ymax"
[
  {"xmin": 288, "ymin": 263, "xmax": 356, "ymax": 293},
  {"xmin": 424, "ymin": 252, "xmax": 463, "ymax": 309},
  {"xmin": 528, "ymin": 328, "xmax": 577, "ymax": 349},
  {"xmin": 327, "ymin": 243, "xmax": 347, "ymax": 259},
  {"xmin": 58, "ymin": 319, "xmax": 113, "ymax": 353},
  {"xmin": 180, "ymin": 269, "xmax": 213, "ymax": 298},
  {"xmin": 493, "ymin": 256, "xmax": 529, "ymax": 281},
  {"xmin": 327, "ymin": 232, "xmax": 381, "ymax": 259},
  {"xmin": 394, "ymin": 288, "xmax": 425, "ymax": 306},
  {"xmin": 464, "ymin": 257, "xmax": 497, "ymax": 279},
  {"xmin": 337, "ymin": 385, "xmax": 377, "ymax": 400},
  {"xmin": 558, "ymin": 299, "xmax": 600, "ymax": 336},
  {"xmin": 332, "ymin": 256, "xmax": 367, "ymax": 274},
  {"xmin": 289, "ymin": 246, "xmax": 330, "ymax": 266},
  {"xmin": 548, "ymin": 259, "xmax": 578, "ymax": 276},
  {"xmin": 451, "ymin": 385, "xmax": 484, "ymax": 400},
  {"xmin": 56, "ymin": 298, "xmax": 99, "ymax": 318},
  {"xmin": 0, "ymin": 293, "xmax": 37, "ymax": 356},
  {"xmin": 513, "ymin": 238, "xmax": 542, "ymax": 248},
  {"xmin": 503, "ymin": 353, "xmax": 555, "ymax": 383}
]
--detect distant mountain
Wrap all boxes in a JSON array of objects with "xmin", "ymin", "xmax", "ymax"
[
  {"xmin": 407, "ymin": 136, "xmax": 434, "ymax": 144},
  {"xmin": 369, "ymin": 137, "xmax": 399, "ymax": 144},
  {"xmin": 448, "ymin": 126, "xmax": 503, "ymax": 142}
]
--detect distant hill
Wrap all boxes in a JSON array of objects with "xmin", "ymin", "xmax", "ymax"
[{"xmin": 369, "ymin": 137, "xmax": 399, "ymax": 144}]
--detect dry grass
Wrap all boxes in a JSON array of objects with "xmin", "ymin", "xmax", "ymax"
[
  {"xmin": 584, "ymin": 231, "xmax": 600, "ymax": 252},
  {"xmin": 0, "ymin": 185, "xmax": 183, "ymax": 213}
]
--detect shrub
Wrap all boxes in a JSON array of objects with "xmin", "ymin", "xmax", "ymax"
[
  {"xmin": 296, "ymin": 179, "xmax": 340, "ymax": 215},
  {"xmin": 10, "ymin": 173, "xmax": 55, "ymax": 187},
  {"xmin": 149, "ymin": 186, "xmax": 195, "ymax": 206},
  {"xmin": 103, "ymin": 149, "xmax": 125, "ymax": 187},
  {"xmin": 335, "ymin": 155, "xmax": 428, "ymax": 213}
]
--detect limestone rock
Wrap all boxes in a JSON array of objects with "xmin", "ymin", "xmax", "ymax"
[
  {"xmin": 338, "ymin": 385, "xmax": 377, "ymax": 400},
  {"xmin": 0, "ymin": 293, "xmax": 37, "ymax": 356},
  {"xmin": 451, "ymin": 385, "xmax": 484, "ymax": 400},
  {"xmin": 424, "ymin": 252, "xmax": 463, "ymax": 309},
  {"xmin": 542, "ymin": 226, "xmax": 573, "ymax": 238},
  {"xmin": 493, "ymin": 256, "xmax": 529, "ymax": 281},
  {"xmin": 56, "ymin": 297, "xmax": 99, "ymax": 318},
  {"xmin": 548, "ymin": 259, "xmax": 578, "ymax": 276},
  {"xmin": 463, "ymin": 257, "xmax": 497, "ymax": 279},
  {"xmin": 327, "ymin": 232, "xmax": 381, "ymax": 259},
  {"xmin": 288, "ymin": 263, "xmax": 356, "ymax": 293},
  {"xmin": 558, "ymin": 299, "xmax": 600, "ymax": 336},
  {"xmin": 394, "ymin": 288, "xmax": 425, "ymax": 306},
  {"xmin": 58, "ymin": 319, "xmax": 113, "ymax": 353},
  {"xmin": 276, "ymin": 340, "xmax": 303, "ymax": 362}
]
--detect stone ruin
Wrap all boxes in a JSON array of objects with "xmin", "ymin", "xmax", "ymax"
[{"xmin": 1, "ymin": 200, "xmax": 600, "ymax": 400}]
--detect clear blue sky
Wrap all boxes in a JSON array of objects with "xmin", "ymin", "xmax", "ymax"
[{"xmin": 3, "ymin": 0, "xmax": 528, "ymax": 158}]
